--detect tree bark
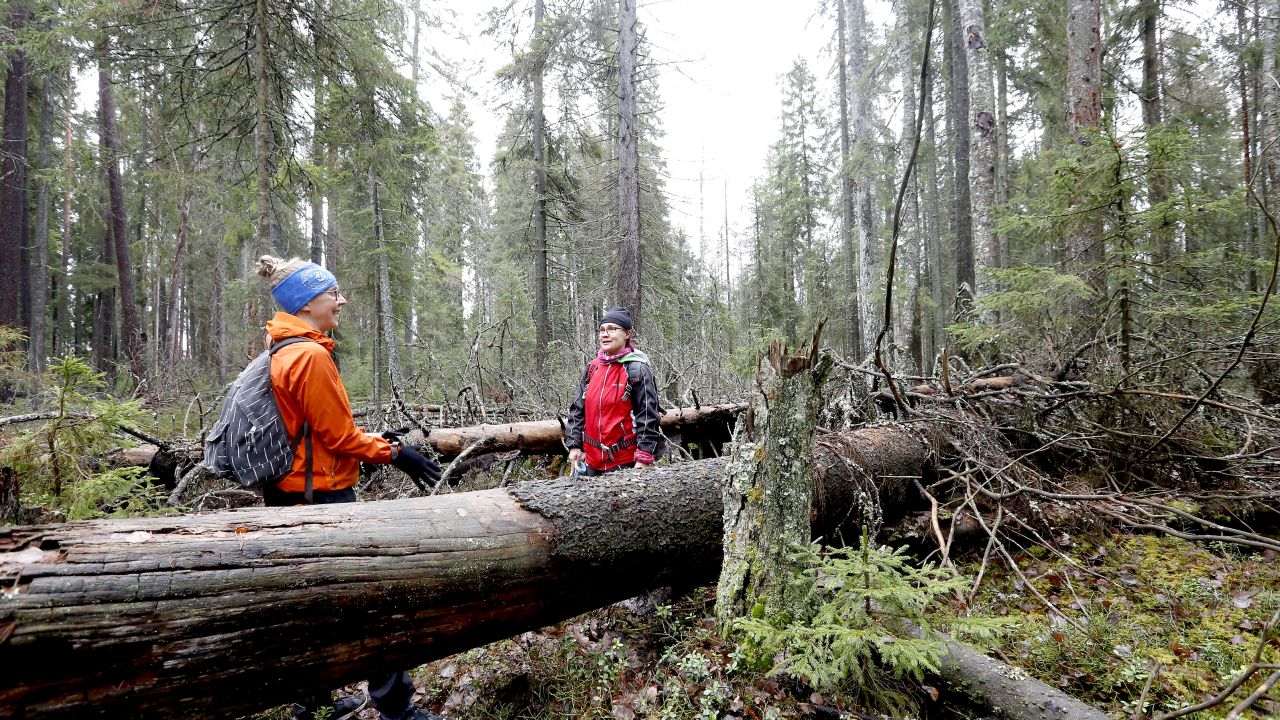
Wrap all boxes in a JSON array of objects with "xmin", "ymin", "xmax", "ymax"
[
  {"xmin": 0, "ymin": 1, "xmax": 29, "ymax": 329},
  {"xmin": 1065, "ymin": 0, "xmax": 1105, "ymax": 292},
  {"xmin": 166, "ymin": 138, "xmax": 200, "ymax": 367},
  {"xmin": 98, "ymin": 60, "xmax": 145, "ymax": 387},
  {"xmin": 55, "ymin": 67, "xmax": 72, "ymax": 356},
  {"xmin": 850, "ymin": 0, "xmax": 879, "ymax": 356},
  {"xmin": 532, "ymin": 0, "xmax": 550, "ymax": 368},
  {"xmin": 1, "ymin": 425, "xmax": 934, "ymax": 720},
  {"xmin": 1262, "ymin": 0, "xmax": 1280, "ymax": 216},
  {"xmin": 946, "ymin": 0, "xmax": 975, "ymax": 315},
  {"xmin": 372, "ymin": 169, "xmax": 406, "ymax": 416},
  {"xmin": 616, "ymin": 0, "xmax": 641, "ymax": 325},
  {"xmin": 254, "ymin": 0, "xmax": 272, "ymax": 260},
  {"xmin": 717, "ymin": 332, "xmax": 830, "ymax": 625},
  {"xmin": 29, "ymin": 71, "xmax": 52, "ymax": 372},
  {"xmin": 836, "ymin": 0, "xmax": 863, "ymax": 357},
  {"xmin": 961, "ymin": 0, "xmax": 996, "ymax": 302}
]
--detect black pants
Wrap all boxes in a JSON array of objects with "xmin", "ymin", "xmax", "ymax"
[{"xmin": 264, "ymin": 485, "xmax": 416, "ymax": 719}]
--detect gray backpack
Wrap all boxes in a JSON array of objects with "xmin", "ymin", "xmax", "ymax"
[{"xmin": 203, "ymin": 338, "xmax": 315, "ymax": 500}]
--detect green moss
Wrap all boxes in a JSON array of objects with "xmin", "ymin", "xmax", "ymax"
[{"xmin": 967, "ymin": 532, "xmax": 1280, "ymax": 718}]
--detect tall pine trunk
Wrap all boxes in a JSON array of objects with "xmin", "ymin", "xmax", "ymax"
[
  {"xmin": 897, "ymin": 0, "xmax": 921, "ymax": 370},
  {"xmin": 922, "ymin": 62, "xmax": 945, "ymax": 372},
  {"xmin": 947, "ymin": 0, "xmax": 975, "ymax": 315},
  {"xmin": 98, "ymin": 57, "xmax": 145, "ymax": 387},
  {"xmin": 1240, "ymin": 0, "xmax": 1259, "ymax": 292},
  {"xmin": 0, "ymin": 2, "xmax": 29, "ymax": 330},
  {"xmin": 167, "ymin": 138, "xmax": 200, "ymax": 367},
  {"xmin": 56, "ymin": 68, "xmax": 73, "ymax": 356},
  {"xmin": 1066, "ymin": 0, "xmax": 1105, "ymax": 293},
  {"xmin": 1261, "ymin": 0, "xmax": 1280, "ymax": 217},
  {"xmin": 616, "ymin": 0, "xmax": 642, "ymax": 324},
  {"xmin": 532, "ymin": 0, "xmax": 550, "ymax": 367},
  {"xmin": 29, "ymin": 71, "xmax": 52, "ymax": 372},
  {"xmin": 372, "ymin": 169, "xmax": 405, "ymax": 415},
  {"xmin": 1140, "ymin": 0, "xmax": 1170, "ymax": 276},
  {"xmin": 310, "ymin": 0, "xmax": 325, "ymax": 266}
]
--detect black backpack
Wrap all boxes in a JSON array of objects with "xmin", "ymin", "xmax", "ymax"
[{"xmin": 203, "ymin": 338, "xmax": 315, "ymax": 501}]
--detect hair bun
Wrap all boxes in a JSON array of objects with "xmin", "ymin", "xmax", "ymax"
[{"xmin": 256, "ymin": 255, "xmax": 283, "ymax": 279}]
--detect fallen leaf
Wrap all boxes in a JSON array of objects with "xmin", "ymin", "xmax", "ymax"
[
  {"xmin": 1231, "ymin": 588, "xmax": 1260, "ymax": 609},
  {"xmin": 611, "ymin": 703, "xmax": 635, "ymax": 720}
]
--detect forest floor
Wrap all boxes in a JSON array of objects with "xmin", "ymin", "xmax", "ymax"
[{"xmin": 252, "ymin": 520, "xmax": 1280, "ymax": 720}]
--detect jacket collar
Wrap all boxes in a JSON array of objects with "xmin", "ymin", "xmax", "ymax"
[{"xmin": 264, "ymin": 312, "xmax": 336, "ymax": 353}]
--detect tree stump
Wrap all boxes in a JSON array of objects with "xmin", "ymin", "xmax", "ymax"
[{"xmin": 716, "ymin": 324, "xmax": 831, "ymax": 628}]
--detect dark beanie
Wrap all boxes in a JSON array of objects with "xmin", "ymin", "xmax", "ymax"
[{"xmin": 600, "ymin": 306, "xmax": 633, "ymax": 331}]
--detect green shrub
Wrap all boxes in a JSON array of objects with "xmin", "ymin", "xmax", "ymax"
[
  {"xmin": 0, "ymin": 355, "xmax": 163, "ymax": 519},
  {"xmin": 734, "ymin": 532, "xmax": 1010, "ymax": 716}
]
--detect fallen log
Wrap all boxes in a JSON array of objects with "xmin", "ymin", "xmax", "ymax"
[
  {"xmin": 417, "ymin": 402, "xmax": 744, "ymax": 456},
  {"xmin": 1, "ymin": 424, "xmax": 1100, "ymax": 720},
  {"xmin": 117, "ymin": 403, "xmax": 747, "ymax": 490}
]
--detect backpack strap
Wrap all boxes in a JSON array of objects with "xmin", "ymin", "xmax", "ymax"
[{"xmin": 272, "ymin": 336, "xmax": 316, "ymax": 502}]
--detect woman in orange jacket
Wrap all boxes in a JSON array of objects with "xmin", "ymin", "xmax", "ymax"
[{"xmin": 256, "ymin": 255, "xmax": 443, "ymax": 720}]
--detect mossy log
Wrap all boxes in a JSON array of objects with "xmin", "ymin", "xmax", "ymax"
[{"xmin": 0, "ymin": 425, "xmax": 1101, "ymax": 720}]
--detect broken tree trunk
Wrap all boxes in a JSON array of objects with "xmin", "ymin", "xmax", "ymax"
[
  {"xmin": 717, "ymin": 328, "xmax": 831, "ymax": 625},
  {"xmin": 0, "ymin": 424, "xmax": 1103, "ymax": 720}
]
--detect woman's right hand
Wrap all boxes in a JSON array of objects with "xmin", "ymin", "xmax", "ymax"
[{"xmin": 568, "ymin": 448, "xmax": 583, "ymax": 465}]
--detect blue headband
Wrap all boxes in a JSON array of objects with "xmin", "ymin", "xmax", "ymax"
[{"xmin": 271, "ymin": 262, "xmax": 338, "ymax": 315}]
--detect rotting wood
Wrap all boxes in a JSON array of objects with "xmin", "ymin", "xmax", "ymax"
[{"xmin": 0, "ymin": 424, "xmax": 1106, "ymax": 720}]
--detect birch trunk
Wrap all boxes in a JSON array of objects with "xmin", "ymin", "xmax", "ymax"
[
  {"xmin": 836, "ymin": 0, "xmax": 863, "ymax": 357},
  {"xmin": 961, "ymin": 0, "xmax": 996, "ymax": 302},
  {"xmin": 850, "ymin": 0, "xmax": 879, "ymax": 358}
]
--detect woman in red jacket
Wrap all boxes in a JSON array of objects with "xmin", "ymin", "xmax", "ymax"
[
  {"xmin": 256, "ymin": 255, "xmax": 443, "ymax": 720},
  {"xmin": 565, "ymin": 306, "xmax": 663, "ymax": 475}
]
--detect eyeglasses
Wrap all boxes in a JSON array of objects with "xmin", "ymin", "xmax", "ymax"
[{"xmin": 324, "ymin": 288, "xmax": 344, "ymax": 301}]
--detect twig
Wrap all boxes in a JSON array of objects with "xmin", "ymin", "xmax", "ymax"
[
  {"xmin": 435, "ymin": 434, "xmax": 496, "ymax": 491},
  {"xmin": 1132, "ymin": 662, "xmax": 1161, "ymax": 720},
  {"xmin": 1225, "ymin": 669, "xmax": 1280, "ymax": 719}
]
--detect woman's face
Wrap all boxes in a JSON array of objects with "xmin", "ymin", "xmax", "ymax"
[
  {"xmin": 598, "ymin": 323, "xmax": 630, "ymax": 355},
  {"xmin": 300, "ymin": 287, "xmax": 347, "ymax": 332}
]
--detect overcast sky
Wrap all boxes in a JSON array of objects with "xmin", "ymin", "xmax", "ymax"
[{"xmin": 430, "ymin": 0, "xmax": 839, "ymax": 277}]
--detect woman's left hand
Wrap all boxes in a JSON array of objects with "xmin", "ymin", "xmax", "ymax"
[{"xmin": 634, "ymin": 461, "xmax": 651, "ymax": 469}]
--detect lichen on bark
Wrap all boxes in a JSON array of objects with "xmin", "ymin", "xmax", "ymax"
[{"xmin": 715, "ymin": 327, "xmax": 832, "ymax": 632}]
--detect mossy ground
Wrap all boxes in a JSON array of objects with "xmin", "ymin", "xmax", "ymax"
[{"xmin": 966, "ymin": 531, "xmax": 1280, "ymax": 719}]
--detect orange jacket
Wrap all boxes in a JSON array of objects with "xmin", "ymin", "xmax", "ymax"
[{"xmin": 265, "ymin": 312, "xmax": 392, "ymax": 493}]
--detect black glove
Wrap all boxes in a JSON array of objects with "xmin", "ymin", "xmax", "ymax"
[{"xmin": 391, "ymin": 444, "xmax": 442, "ymax": 491}]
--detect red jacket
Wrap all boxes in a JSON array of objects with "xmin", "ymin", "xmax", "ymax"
[
  {"xmin": 565, "ymin": 349, "xmax": 663, "ymax": 471},
  {"xmin": 265, "ymin": 312, "xmax": 392, "ymax": 493}
]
